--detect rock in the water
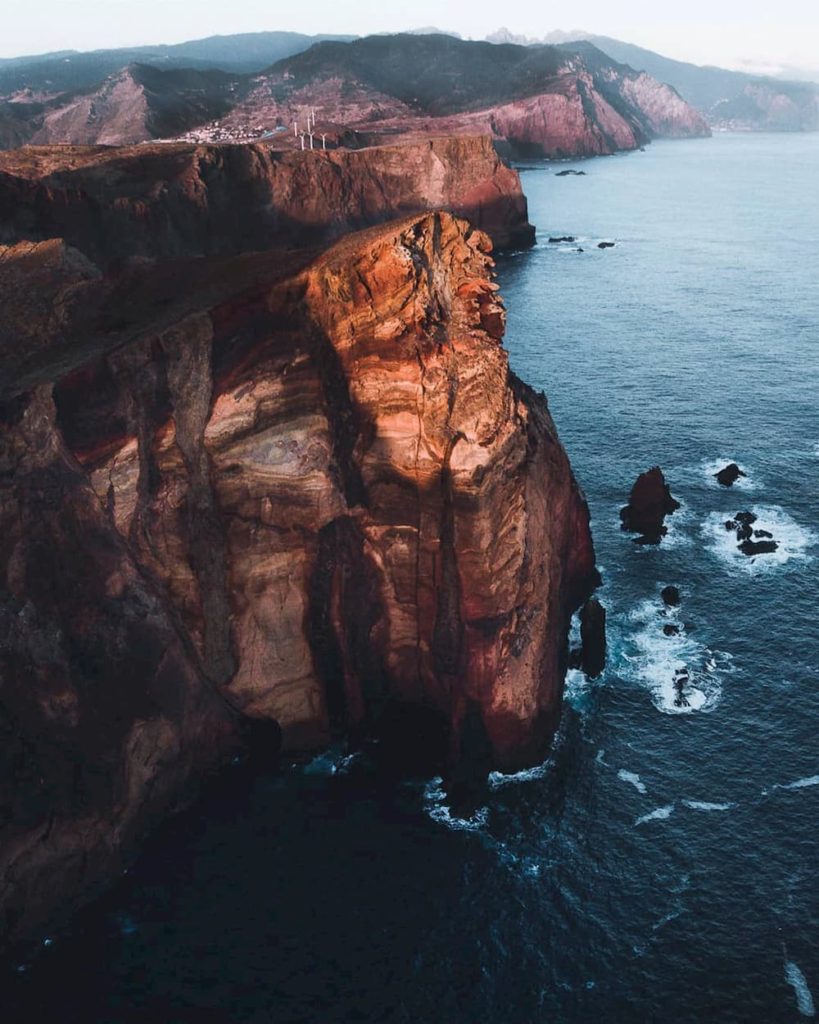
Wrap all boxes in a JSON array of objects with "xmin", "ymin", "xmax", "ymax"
[
  {"xmin": 597, "ymin": 241, "xmax": 616, "ymax": 249},
  {"xmin": 739, "ymin": 539, "xmax": 779, "ymax": 556},
  {"xmin": 620, "ymin": 467, "xmax": 681, "ymax": 544},
  {"xmin": 579, "ymin": 597, "xmax": 607, "ymax": 678},
  {"xmin": 715, "ymin": 462, "xmax": 746, "ymax": 487},
  {"xmin": 555, "ymin": 169, "xmax": 586, "ymax": 176},
  {"xmin": 663, "ymin": 624, "xmax": 680, "ymax": 636},
  {"xmin": 724, "ymin": 512, "xmax": 779, "ymax": 556},
  {"xmin": 548, "ymin": 235, "xmax": 576, "ymax": 243},
  {"xmin": 661, "ymin": 585, "xmax": 681, "ymax": 607}
]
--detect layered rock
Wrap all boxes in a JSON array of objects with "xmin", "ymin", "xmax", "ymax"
[
  {"xmin": 0, "ymin": 211, "xmax": 596, "ymax": 946},
  {"xmin": 0, "ymin": 135, "xmax": 534, "ymax": 260}
]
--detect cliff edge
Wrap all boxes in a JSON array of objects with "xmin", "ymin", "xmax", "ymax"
[{"xmin": 0, "ymin": 211, "xmax": 595, "ymax": 946}]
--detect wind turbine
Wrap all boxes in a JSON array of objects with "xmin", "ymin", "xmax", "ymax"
[{"xmin": 321, "ymin": 133, "xmax": 327, "ymax": 150}]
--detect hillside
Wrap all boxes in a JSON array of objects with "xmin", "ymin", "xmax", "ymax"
[
  {"xmin": 546, "ymin": 33, "xmax": 819, "ymax": 130},
  {"xmin": 0, "ymin": 32, "xmax": 354, "ymax": 97}
]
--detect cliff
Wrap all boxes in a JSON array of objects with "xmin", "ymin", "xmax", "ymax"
[
  {"xmin": 0, "ymin": 135, "xmax": 534, "ymax": 260},
  {"xmin": 0, "ymin": 211, "xmax": 596, "ymax": 947}
]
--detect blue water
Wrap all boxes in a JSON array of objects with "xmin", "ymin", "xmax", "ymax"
[{"xmin": 4, "ymin": 133, "xmax": 819, "ymax": 1022}]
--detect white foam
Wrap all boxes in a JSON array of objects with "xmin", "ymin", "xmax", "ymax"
[
  {"xmin": 700, "ymin": 457, "xmax": 759, "ymax": 492},
  {"xmin": 682, "ymin": 799, "xmax": 734, "ymax": 812},
  {"xmin": 767, "ymin": 775, "xmax": 819, "ymax": 794},
  {"xmin": 652, "ymin": 909, "xmax": 683, "ymax": 932},
  {"xmin": 702, "ymin": 505, "xmax": 816, "ymax": 574},
  {"xmin": 785, "ymin": 961, "xmax": 817, "ymax": 1017},
  {"xmin": 635, "ymin": 804, "xmax": 674, "ymax": 827},
  {"xmin": 617, "ymin": 770, "xmax": 647, "ymax": 794},
  {"xmin": 617, "ymin": 598, "xmax": 730, "ymax": 715},
  {"xmin": 487, "ymin": 759, "xmax": 552, "ymax": 789},
  {"xmin": 423, "ymin": 777, "xmax": 488, "ymax": 832}
]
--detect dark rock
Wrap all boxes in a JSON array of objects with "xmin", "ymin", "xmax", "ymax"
[
  {"xmin": 663, "ymin": 624, "xmax": 680, "ymax": 636},
  {"xmin": 576, "ymin": 247, "xmax": 584, "ymax": 252},
  {"xmin": 734, "ymin": 512, "xmax": 757, "ymax": 525},
  {"xmin": 715, "ymin": 462, "xmax": 746, "ymax": 487},
  {"xmin": 597, "ymin": 241, "xmax": 615, "ymax": 249},
  {"xmin": 555, "ymin": 169, "xmax": 586, "ymax": 176},
  {"xmin": 548, "ymin": 235, "xmax": 576, "ymax": 243},
  {"xmin": 579, "ymin": 597, "xmax": 606, "ymax": 678},
  {"xmin": 568, "ymin": 647, "xmax": 583, "ymax": 670},
  {"xmin": 445, "ymin": 701, "xmax": 493, "ymax": 817},
  {"xmin": 739, "ymin": 539, "xmax": 778, "ymax": 556},
  {"xmin": 754, "ymin": 529, "xmax": 773, "ymax": 539},
  {"xmin": 725, "ymin": 519, "xmax": 736, "ymax": 531},
  {"xmin": 620, "ymin": 467, "xmax": 681, "ymax": 544},
  {"xmin": 661, "ymin": 585, "xmax": 681, "ymax": 607}
]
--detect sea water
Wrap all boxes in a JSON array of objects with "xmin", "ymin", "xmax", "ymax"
[{"xmin": 4, "ymin": 133, "xmax": 819, "ymax": 1023}]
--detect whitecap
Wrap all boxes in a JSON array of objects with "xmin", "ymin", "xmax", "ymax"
[
  {"xmin": 682, "ymin": 799, "xmax": 734, "ymax": 812},
  {"xmin": 617, "ymin": 598, "xmax": 730, "ymax": 715},
  {"xmin": 652, "ymin": 909, "xmax": 683, "ymax": 932},
  {"xmin": 701, "ymin": 505, "xmax": 816, "ymax": 574},
  {"xmin": 617, "ymin": 769, "xmax": 647, "ymax": 794},
  {"xmin": 422, "ymin": 777, "xmax": 488, "ymax": 832},
  {"xmin": 785, "ymin": 961, "xmax": 816, "ymax": 1017},
  {"xmin": 635, "ymin": 804, "xmax": 674, "ymax": 827},
  {"xmin": 766, "ymin": 775, "xmax": 819, "ymax": 794}
]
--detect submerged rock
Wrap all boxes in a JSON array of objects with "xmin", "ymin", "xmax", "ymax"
[
  {"xmin": 555, "ymin": 169, "xmax": 586, "ymax": 176},
  {"xmin": 620, "ymin": 467, "xmax": 681, "ymax": 544},
  {"xmin": 715, "ymin": 462, "xmax": 746, "ymax": 487},
  {"xmin": 597, "ymin": 241, "xmax": 616, "ymax": 249},
  {"xmin": 661, "ymin": 585, "xmax": 681, "ymax": 607},
  {"xmin": 663, "ymin": 624, "xmax": 680, "ymax": 637},
  {"xmin": 548, "ymin": 235, "xmax": 576, "ymax": 243}
]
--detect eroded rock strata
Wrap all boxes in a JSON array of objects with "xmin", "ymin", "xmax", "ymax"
[
  {"xmin": 0, "ymin": 135, "xmax": 534, "ymax": 261},
  {"xmin": 0, "ymin": 211, "xmax": 596, "ymax": 945}
]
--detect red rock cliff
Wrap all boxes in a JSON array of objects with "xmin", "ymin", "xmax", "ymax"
[
  {"xmin": 0, "ymin": 135, "xmax": 534, "ymax": 263},
  {"xmin": 0, "ymin": 212, "xmax": 596, "ymax": 945}
]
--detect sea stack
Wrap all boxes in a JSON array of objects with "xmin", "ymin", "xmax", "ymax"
[{"xmin": 620, "ymin": 467, "xmax": 681, "ymax": 543}]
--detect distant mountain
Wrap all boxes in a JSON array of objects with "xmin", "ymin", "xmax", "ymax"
[
  {"xmin": 218, "ymin": 34, "xmax": 708, "ymax": 157},
  {"xmin": 532, "ymin": 31, "xmax": 819, "ymax": 131},
  {"xmin": 0, "ymin": 33, "xmax": 709, "ymax": 153},
  {"xmin": 0, "ymin": 32, "xmax": 355, "ymax": 97}
]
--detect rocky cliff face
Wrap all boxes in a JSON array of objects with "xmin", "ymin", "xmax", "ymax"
[
  {"xmin": 0, "ymin": 211, "xmax": 596, "ymax": 946},
  {"xmin": 0, "ymin": 135, "xmax": 534, "ymax": 261}
]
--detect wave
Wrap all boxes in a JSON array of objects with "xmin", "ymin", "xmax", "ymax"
[
  {"xmin": 422, "ymin": 777, "xmax": 488, "ymax": 832},
  {"xmin": 785, "ymin": 960, "xmax": 816, "ymax": 1017},
  {"xmin": 635, "ymin": 804, "xmax": 674, "ymax": 827},
  {"xmin": 617, "ymin": 769, "xmax": 647, "ymax": 794},
  {"xmin": 702, "ymin": 505, "xmax": 816, "ymax": 573},
  {"xmin": 682, "ymin": 799, "xmax": 734, "ymax": 812},
  {"xmin": 765, "ymin": 774, "xmax": 819, "ymax": 795},
  {"xmin": 617, "ymin": 597, "xmax": 731, "ymax": 715},
  {"xmin": 488, "ymin": 760, "xmax": 552, "ymax": 789}
]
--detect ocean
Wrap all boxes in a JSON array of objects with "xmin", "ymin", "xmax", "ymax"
[{"xmin": 5, "ymin": 132, "xmax": 819, "ymax": 1022}]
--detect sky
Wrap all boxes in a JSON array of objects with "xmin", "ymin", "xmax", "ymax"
[{"xmin": 2, "ymin": 0, "xmax": 818, "ymax": 75}]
